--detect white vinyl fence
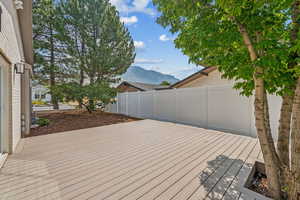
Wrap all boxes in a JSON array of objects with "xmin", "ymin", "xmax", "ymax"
[{"xmin": 108, "ymin": 85, "xmax": 282, "ymax": 139}]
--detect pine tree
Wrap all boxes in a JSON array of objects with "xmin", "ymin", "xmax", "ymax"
[
  {"xmin": 56, "ymin": 0, "xmax": 135, "ymax": 112},
  {"xmin": 33, "ymin": 0, "xmax": 71, "ymax": 109},
  {"xmin": 59, "ymin": 0, "xmax": 135, "ymax": 85}
]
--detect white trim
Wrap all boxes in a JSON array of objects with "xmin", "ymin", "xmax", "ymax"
[{"xmin": 0, "ymin": 55, "xmax": 11, "ymax": 153}]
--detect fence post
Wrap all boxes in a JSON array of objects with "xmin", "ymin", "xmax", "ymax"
[
  {"xmin": 153, "ymin": 90, "xmax": 156, "ymax": 119},
  {"xmin": 175, "ymin": 88, "xmax": 178, "ymax": 123},
  {"xmin": 138, "ymin": 91, "xmax": 141, "ymax": 118},
  {"xmin": 206, "ymin": 86, "xmax": 209, "ymax": 128},
  {"xmin": 116, "ymin": 93, "xmax": 119, "ymax": 114},
  {"xmin": 126, "ymin": 92, "xmax": 129, "ymax": 116}
]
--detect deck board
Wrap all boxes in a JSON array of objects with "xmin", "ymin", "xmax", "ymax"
[
  {"xmin": 118, "ymin": 135, "xmax": 242, "ymax": 200},
  {"xmin": 222, "ymin": 141, "xmax": 261, "ymax": 200},
  {"xmin": 187, "ymin": 139, "xmax": 253, "ymax": 200},
  {"xmin": 204, "ymin": 140, "xmax": 257, "ymax": 200},
  {"xmin": 0, "ymin": 120, "xmax": 263, "ymax": 200}
]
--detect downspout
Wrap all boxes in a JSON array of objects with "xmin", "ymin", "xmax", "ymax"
[
  {"xmin": 20, "ymin": 65, "xmax": 32, "ymax": 137},
  {"xmin": 16, "ymin": 0, "xmax": 33, "ymax": 137}
]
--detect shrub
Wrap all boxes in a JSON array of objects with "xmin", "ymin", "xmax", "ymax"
[
  {"xmin": 32, "ymin": 100, "xmax": 47, "ymax": 106},
  {"xmin": 36, "ymin": 118, "xmax": 50, "ymax": 127},
  {"xmin": 56, "ymin": 82, "xmax": 117, "ymax": 113}
]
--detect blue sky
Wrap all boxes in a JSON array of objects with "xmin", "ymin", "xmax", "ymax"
[{"xmin": 110, "ymin": 0, "xmax": 201, "ymax": 80}]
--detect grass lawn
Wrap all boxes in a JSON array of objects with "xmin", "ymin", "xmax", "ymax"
[{"xmin": 29, "ymin": 109, "xmax": 140, "ymax": 137}]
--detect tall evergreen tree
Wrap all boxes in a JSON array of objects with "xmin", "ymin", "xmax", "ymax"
[
  {"xmin": 57, "ymin": 0, "xmax": 88, "ymax": 87},
  {"xmin": 55, "ymin": 0, "xmax": 135, "ymax": 112},
  {"xmin": 33, "ymin": 0, "xmax": 72, "ymax": 109},
  {"xmin": 33, "ymin": 0, "xmax": 135, "ymax": 110},
  {"xmin": 59, "ymin": 0, "xmax": 135, "ymax": 85}
]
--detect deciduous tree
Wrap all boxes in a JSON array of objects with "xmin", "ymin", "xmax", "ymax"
[{"xmin": 153, "ymin": 0, "xmax": 300, "ymax": 199}]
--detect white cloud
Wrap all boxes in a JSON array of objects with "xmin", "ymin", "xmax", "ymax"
[
  {"xmin": 120, "ymin": 16, "xmax": 138, "ymax": 25},
  {"xmin": 110, "ymin": 0, "xmax": 156, "ymax": 16},
  {"xmin": 134, "ymin": 41, "xmax": 145, "ymax": 49},
  {"xmin": 135, "ymin": 58, "xmax": 164, "ymax": 64},
  {"xmin": 159, "ymin": 34, "xmax": 172, "ymax": 42}
]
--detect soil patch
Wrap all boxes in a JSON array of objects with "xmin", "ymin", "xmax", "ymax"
[
  {"xmin": 248, "ymin": 171, "xmax": 272, "ymax": 198},
  {"xmin": 29, "ymin": 109, "xmax": 140, "ymax": 137}
]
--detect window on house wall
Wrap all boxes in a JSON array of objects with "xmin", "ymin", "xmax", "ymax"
[
  {"xmin": 34, "ymin": 94, "xmax": 40, "ymax": 99},
  {"xmin": 41, "ymin": 94, "xmax": 46, "ymax": 99}
]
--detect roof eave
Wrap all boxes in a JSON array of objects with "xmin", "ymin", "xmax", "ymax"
[
  {"xmin": 171, "ymin": 66, "xmax": 216, "ymax": 88},
  {"xmin": 117, "ymin": 81, "xmax": 145, "ymax": 91},
  {"xmin": 17, "ymin": 0, "xmax": 33, "ymax": 66}
]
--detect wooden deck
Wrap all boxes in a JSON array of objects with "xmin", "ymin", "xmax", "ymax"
[{"xmin": 0, "ymin": 120, "xmax": 264, "ymax": 200}]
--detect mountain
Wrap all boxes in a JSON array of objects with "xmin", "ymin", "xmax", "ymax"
[
  {"xmin": 121, "ymin": 66, "xmax": 179, "ymax": 85},
  {"xmin": 171, "ymin": 67, "xmax": 201, "ymax": 80}
]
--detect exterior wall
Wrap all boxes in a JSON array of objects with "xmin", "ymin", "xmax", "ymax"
[
  {"xmin": 0, "ymin": 1, "xmax": 25, "ymax": 152},
  {"xmin": 177, "ymin": 70, "xmax": 234, "ymax": 88}
]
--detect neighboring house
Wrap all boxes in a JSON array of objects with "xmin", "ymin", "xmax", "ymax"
[
  {"xmin": 171, "ymin": 67, "xmax": 234, "ymax": 88},
  {"xmin": 32, "ymin": 85, "xmax": 51, "ymax": 102},
  {"xmin": 117, "ymin": 81, "xmax": 170, "ymax": 93},
  {"xmin": 0, "ymin": 0, "xmax": 33, "ymax": 160}
]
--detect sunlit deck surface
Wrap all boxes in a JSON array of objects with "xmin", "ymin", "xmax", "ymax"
[{"xmin": 0, "ymin": 120, "xmax": 264, "ymax": 200}]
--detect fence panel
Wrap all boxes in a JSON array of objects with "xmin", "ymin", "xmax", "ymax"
[
  {"xmin": 207, "ymin": 85, "xmax": 253, "ymax": 136},
  {"xmin": 127, "ymin": 92, "xmax": 139, "ymax": 117},
  {"xmin": 105, "ymin": 103, "xmax": 117, "ymax": 113},
  {"xmin": 118, "ymin": 93, "xmax": 127, "ymax": 115},
  {"xmin": 267, "ymin": 95, "xmax": 282, "ymax": 140},
  {"xmin": 176, "ymin": 87, "xmax": 208, "ymax": 127},
  {"xmin": 112, "ymin": 85, "xmax": 282, "ymax": 138},
  {"xmin": 154, "ymin": 90, "xmax": 177, "ymax": 122},
  {"xmin": 139, "ymin": 91, "xmax": 154, "ymax": 119}
]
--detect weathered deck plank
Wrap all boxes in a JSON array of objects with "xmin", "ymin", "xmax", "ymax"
[
  {"xmin": 222, "ymin": 141, "xmax": 261, "ymax": 200},
  {"xmin": 0, "ymin": 120, "xmax": 262, "ymax": 200},
  {"xmin": 182, "ymin": 139, "xmax": 253, "ymax": 200},
  {"xmin": 204, "ymin": 140, "xmax": 258, "ymax": 200}
]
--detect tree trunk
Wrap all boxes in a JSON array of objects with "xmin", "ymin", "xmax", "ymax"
[
  {"xmin": 234, "ymin": 20, "xmax": 282, "ymax": 199},
  {"xmin": 290, "ymin": 77, "xmax": 300, "ymax": 200},
  {"xmin": 291, "ymin": 1, "xmax": 300, "ymax": 43},
  {"xmin": 288, "ymin": 2, "xmax": 300, "ymax": 199},
  {"xmin": 50, "ymin": 71, "xmax": 59, "ymax": 110},
  {"xmin": 254, "ymin": 76, "xmax": 282, "ymax": 200},
  {"xmin": 80, "ymin": 69, "xmax": 84, "ymax": 86},
  {"xmin": 277, "ymin": 94, "xmax": 293, "ymax": 167},
  {"xmin": 49, "ymin": 25, "xmax": 59, "ymax": 110},
  {"xmin": 78, "ymin": 69, "xmax": 85, "ymax": 109},
  {"xmin": 79, "ymin": 40, "xmax": 85, "ymax": 87}
]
